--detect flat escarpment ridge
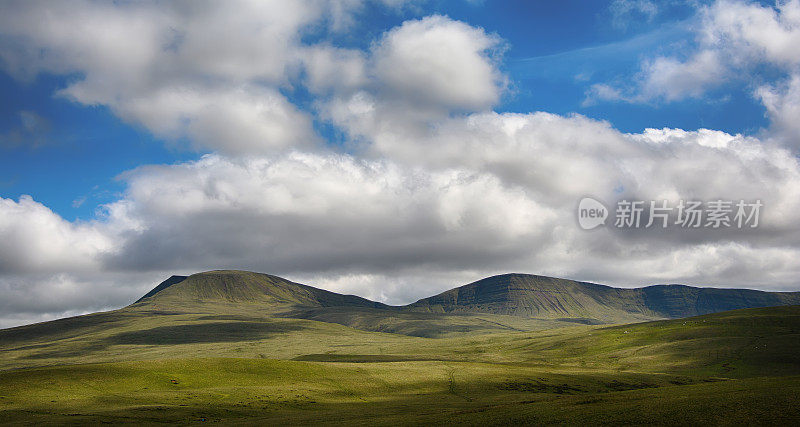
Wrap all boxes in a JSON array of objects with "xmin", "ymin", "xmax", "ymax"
[{"xmin": 407, "ymin": 273, "xmax": 800, "ymax": 322}]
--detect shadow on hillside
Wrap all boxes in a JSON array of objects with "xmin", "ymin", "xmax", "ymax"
[
  {"xmin": 293, "ymin": 353, "xmax": 454, "ymax": 362},
  {"xmin": 105, "ymin": 321, "xmax": 306, "ymax": 345},
  {"xmin": 283, "ymin": 307, "xmax": 529, "ymax": 338},
  {"xmin": 0, "ymin": 312, "xmax": 130, "ymax": 345},
  {"xmin": 21, "ymin": 343, "xmax": 110, "ymax": 360},
  {"xmin": 17, "ymin": 320, "xmax": 307, "ymax": 360},
  {"xmin": 195, "ymin": 315, "xmax": 271, "ymax": 322}
]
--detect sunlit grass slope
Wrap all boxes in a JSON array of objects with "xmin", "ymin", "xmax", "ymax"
[
  {"xmin": 1, "ymin": 304, "xmax": 799, "ymax": 424},
  {"xmin": 1, "ymin": 270, "xmax": 799, "ymax": 424},
  {"xmin": 2, "ymin": 358, "xmax": 798, "ymax": 425}
]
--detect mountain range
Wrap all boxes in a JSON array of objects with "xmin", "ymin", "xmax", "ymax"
[
  {"xmin": 120, "ymin": 270, "xmax": 800, "ymax": 335},
  {"xmin": 2, "ymin": 270, "xmax": 798, "ymax": 348}
]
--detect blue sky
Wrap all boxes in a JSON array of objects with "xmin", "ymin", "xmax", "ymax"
[
  {"xmin": 0, "ymin": 0, "xmax": 772, "ymax": 221},
  {"xmin": 0, "ymin": 73, "xmax": 200, "ymax": 220},
  {"xmin": 1, "ymin": 0, "xmax": 800, "ymax": 327}
]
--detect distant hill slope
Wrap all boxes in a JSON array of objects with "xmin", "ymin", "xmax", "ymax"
[
  {"xmin": 132, "ymin": 270, "xmax": 386, "ymax": 310},
  {"xmin": 408, "ymin": 273, "xmax": 800, "ymax": 323}
]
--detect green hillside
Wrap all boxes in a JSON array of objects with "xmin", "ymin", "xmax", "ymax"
[
  {"xmin": 125, "ymin": 271, "xmax": 800, "ymax": 335},
  {"xmin": 1, "ymin": 304, "xmax": 799, "ymax": 424},
  {"xmin": 132, "ymin": 270, "xmax": 386, "ymax": 310},
  {"xmin": 409, "ymin": 273, "xmax": 800, "ymax": 323},
  {"xmin": 1, "ymin": 270, "xmax": 800, "ymax": 424}
]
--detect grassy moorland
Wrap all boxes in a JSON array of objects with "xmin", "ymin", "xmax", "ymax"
[{"xmin": 0, "ymin": 271, "xmax": 799, "ymax": 425}]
